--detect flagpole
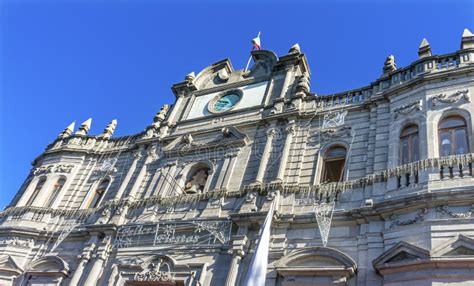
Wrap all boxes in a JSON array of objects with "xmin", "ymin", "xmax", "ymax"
[
  {"xmin": 244, "ymin": 54, "xmax": 253, "ymax": 72},
  {"xmin": 245, "ymin": 32, "xmax": 261, "ymax": 72}
]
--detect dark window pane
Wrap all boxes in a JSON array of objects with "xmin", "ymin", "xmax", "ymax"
[
  {"xmin": 45, "ymin": 178, "xmax": 66, "ymax": 208},
  {"xmin": 439, "ymin": 116, "xmax": 466, "ymax": 129},
  {"xmin": 455, "ymin": 129, "xmax": 468, "ymax": 155},
  {"xmin": 401, "ymin": 125, "xmax": 419, "ymax": 137},
  {"xmin": 88, "ymin": 180, "xmax": 109, "ymax": 208},
  {"xmin": 326, "ymin": 147, "xmax": 346, "ymax": 159},
  {"xmin": 26, "ymin": 178, "xmax": 46, "ymax": 206},
  {"xmin": 401, "ymin": 137, "xmax": 409, "ymax": 164},
  {"xmin": 412, "ymin": 134, "xmax": 419, "ymax": 161},
  {"xmin": 440, "ymin": 131, "xmax": 452, "ymax": 156},
  {"xmin": 322, "ymin": 159, "xmax": 346, "ymax": 183}
]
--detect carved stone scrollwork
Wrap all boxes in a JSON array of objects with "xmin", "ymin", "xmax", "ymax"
[
  {"xmin": 393, "ymin": 100, "xmax": 422, "ymax": 119},
  {"xmin": 33, "ymin": 164, "xmax": 75, "ymax": 175},
  {"xmin": 296, "ymin": 72, "xmax": 310, "ymax": 95},
  {"xmin": 266, "ymin": 191, "xmax": 277, "ymax": 201},
  {"xmin": 133, "ymin": 147, "xmax": 146, "ymax": 160},
  {"xmin": 431, "ymin": 89, "xmax": 470, "ymax": 107},
  {"xmin": 285, "ymin": 125, "xmax": 296, "ymax": 135},
  {"xmin": 0, "ymin": 237, "xmax": 34, "ymax": 247},
  {"xmin": 390, "ymin": 208, "xmax": 427, "ymax": 227},
  {"xmin": 147, "ymin": 144, "xmax": 159, "ymax": 161},
  {"xmin": 436, "ymin": 205, "xmax": 472, "ymax": 218},
  {"xmin": 320, "ymin": 126, "xmax": 352, "ymax": 140},
  {"xmin": 134, "ymin": 260, "xmax": 175, "ymax": 282},
  {"xmin": 245, "ymin": 192, "xmax": 257, "ymax": 203},
  {"xmin": 266, "ymin": 128, "xmax": 279, "ymax": 138},
  {"xmin": 33, "ymin": 165, "xmax": 54, "ymax": 175},
  {"xmin": 55, "ymin": 164, "xmax": 75, "ymax": 174}
]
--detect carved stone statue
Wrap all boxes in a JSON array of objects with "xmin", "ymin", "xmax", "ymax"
[{"xmin": 184, "ymin": 169, "xmax": 208, "ymax": 194}]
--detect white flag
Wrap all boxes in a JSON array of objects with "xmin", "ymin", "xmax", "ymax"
[{"xmin": 243, "ymin": 200, "xmax": 275, "ymax": 286}]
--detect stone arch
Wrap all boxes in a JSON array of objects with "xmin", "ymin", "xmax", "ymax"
[
  {"xmin": 80, "ymin": 175, "xmax": 113, "ymax": 209},
  {"xmin": 20, "ymin": 175, "xmax": 48, "ymax": 207},
  {"xmin": 23, "ymin": 255, "xmax": 69, "ymax": 285},
  {"xmin": 176, "ymin": 161, "xmax": 214, "ymax": 194},
  {"xmin": 428, "ymin": 107, "xmax": 473, "ymax": 157},
  {"xmin": 43, "ymin": 174, "xmax": 67, "ymax": 208},
  {"xmin": 388, "ymin": 113, "xmax": 427, "ymax": 169},
  {"xmin": 274, "ymin": 247, "xmax": 357, "ymax": 285},
  {"xmin": 314, "ymin": 142, "xmax": 349, "ymax": 185}
]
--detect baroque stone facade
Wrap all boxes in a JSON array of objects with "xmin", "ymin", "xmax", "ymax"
[{"xmin": 1, "ymin": 29, "xmax": 474, "ymax": 286}]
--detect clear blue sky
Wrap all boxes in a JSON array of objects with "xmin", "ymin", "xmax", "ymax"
[{"xmin": 1, "ymin": 0, "xmax": 473, "ymax": 209}]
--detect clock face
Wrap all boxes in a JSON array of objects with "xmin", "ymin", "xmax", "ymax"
[
  {"xmin": 213, "ymin": 93, "xmax": 240, "ymax": 112},
  {"xmin": 208, "ymin": 90, "xmax": 243, "ymax": 114}
]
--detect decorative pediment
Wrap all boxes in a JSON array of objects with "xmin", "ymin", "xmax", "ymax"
[
  {"xmin": 275, "ymin": 247, "xmax": 357, "ymax": 278},
  {"xmin": 432, "ymin": 234, "xmax": 474, "ymax": 257},
  {"xmin": 163, "ymin": 127, "xmax": 249, "ymax": 156},
  {"xmin": 0, "ymin": 254, "xmax": 23, "ymax": 275},
  {"xmin": 373, "ymin": 241, "xmax": 429, "ymax": 272},
  {"xmin": 431, "ymin": 89, "xmax": 470, "ymax": 108},
  {"xmin": 192, "ymin": 59, "xmax": 233, "ymax": 90}
]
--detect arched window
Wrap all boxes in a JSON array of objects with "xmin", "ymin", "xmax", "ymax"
[
  {"xmin": 438, "ymin": 116, "xmax": 469, "ymax": 156},
  {"xmin": 44, "ymin": 178, "xmax": 66, "ymax": 208},
  {"xmin": 184, "ymin": 167, "xmax": 210, "ymax": 194},
  {"xmin": 26, "ymin": 177, "xmax": 46, "ymax": 206},
  {"xmin": 87, "ymin": 179, "xmax": 109, "ymax": 208},
  {"xmin": 400, "ymin": 125, "xmax": 419, "ymax": 164},
  {"xmin": 321, "ymin": 146, "xmax": 347, "ymax": 183}
]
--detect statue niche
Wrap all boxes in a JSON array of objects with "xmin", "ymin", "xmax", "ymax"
[{"xmin": 184, "ymin": 164, "xmax": 210, "ymax": 194}]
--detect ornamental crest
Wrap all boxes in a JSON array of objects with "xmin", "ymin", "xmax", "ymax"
[
  {"xmin": 322, "ymin": 110, "xmax": 347, "ymax": 129},
  {"xmin": 134, "ymin": 258, "xmax": 175, "ymax": 282}
]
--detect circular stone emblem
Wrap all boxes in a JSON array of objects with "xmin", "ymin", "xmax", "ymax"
[{"xmin": 207, "ymin": 89, "xmax": 243, "ymax": 114}]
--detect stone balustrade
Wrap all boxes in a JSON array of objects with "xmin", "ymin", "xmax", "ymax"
[{"xmin": 2, "ymin": 153, "xmax": 473, "ymax": 229}]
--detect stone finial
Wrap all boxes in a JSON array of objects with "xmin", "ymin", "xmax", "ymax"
[
  {"xmin": 75, "ymin": 118, "xmax": 92, "ymax": 136},
  {"xmin": 418, "ymin": 38, "xmax": 432, "ymax": 59},
  {"xmin": 288, "ymin": 43, "xmax": 301, "ymax": 54},
  {"xmin": 383, "ymin": 55, "xmax": 397, "ymax": 74},
  {"xmin": 154, "ymin": 104, "xmax": 169, "ymax": 123},
  {"xmin": 185, "ymin": 72, "xmax": 196, "ymax": 83},
  {"xmin": 58, "ymin": 121, "xmax": 75, "ymax": 139},
  {"xmin": 144, "ymin": 104, "xmax": 170, "ymax": 138},
  {"xmin": 100, "ymin": 119, "xmax": 117, "ymax": 139},
  {"xmin": 461, "ymin": 28, "xmax": 474, "ymax": 49}
]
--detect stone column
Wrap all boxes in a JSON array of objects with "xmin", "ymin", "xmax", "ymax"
[
  {"xmin": 69, "ymin": 237, "xmax": 98, "ymax": 286},
  {"xmin": 82, "ymin": 254, "xmax": 106, "ymax": 286},
  {"xmin": 276, "ymin": 122, "xmax": 296, "ymax": 182},
  {"xmin": 255, "ymin": 128, "xmax": 278, "ymax": 184},
  {"xmin": 127, "ymin": 145, "xmax": 159, "ymax": 200},
  {"xmin": 114, "ymin": 147, "xmax": 145, "ymax": 199},
  {"xmin": 221, "ymin": 152, "xmax": 239, "ymax": 190},
  {"xmin": 82, "ymin": 239, "xmax": 111, "ymax": 286},
  {"xmin": 279, "ymin": 67, "xmax": 293, "ymax": 99},
  {"xmin": 68, "ymin": 253, "xmax": 90, "ymax": 285},
  {"xmin": 225, "ymin": 224, "xmax": 249, "ymax": 286},
  {"xmin": 160, "ymin": 94, "xmax": 185, "ymax": 136},
  {"xmin": 225, "ymin": 250, "xmax": 245, "ymax": 286},
  {"xmin": 167, "ymin": 94, "xmax": 185, "ymax": 124}
]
